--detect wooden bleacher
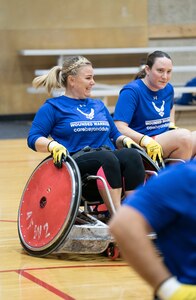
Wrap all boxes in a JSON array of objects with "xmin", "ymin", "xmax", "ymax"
[
  {"xmin": 34, "ymin": 65, "xmax": 196, "ymax": 77},
  {"xmin": 20, "ymin": 45, "xmax": 196, "ymax": 129},
  {"xmin": 19, "ymin": 45, "xmax": 196, "ymax": 57}
]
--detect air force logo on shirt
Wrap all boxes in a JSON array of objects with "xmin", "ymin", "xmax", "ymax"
[
  {"xmin": 77, "ymin": 107, "xmax": 95, "ymax": 120},
  {"xmin": 72, "ymin": 104, "xmax": 109, "ymax": 133},
  {"xmin": 152, "ymin": 101, "xmax": 165, "ymax": 117}
]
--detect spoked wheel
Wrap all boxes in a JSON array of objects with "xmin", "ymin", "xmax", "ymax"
[{"xmin": 18, "ymin": 155, "xmax": 81, "ymax": 257}]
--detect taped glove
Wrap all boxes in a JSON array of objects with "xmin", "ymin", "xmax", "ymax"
[
  {"xmin": 157, "ymin": 277, "xmax": 196, "ymax": 300},
  {"xmin": 48, "ymin": 140, "xmax": 67, "ymax": 168},
  {"xmin": 169, "ymin": 122, "xmax": 178, "ymax": 130},
  {"xmin": 122, "ymin": 137, "xmax": 143, "ymax": 151},
  {"xmin": 139, "ymin": 135, "xmax": 163, "ymax": 163}
]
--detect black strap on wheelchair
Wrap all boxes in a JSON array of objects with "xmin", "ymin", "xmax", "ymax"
[{"xmin": 71, "ymin": 145, "xmax": 111, "ymax": 160}]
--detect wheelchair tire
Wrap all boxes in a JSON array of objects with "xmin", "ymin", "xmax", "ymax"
[
  {"xmin": 135, "ymin": 148, "xmax": 161, "ymax": 172},
  {"xmin": 18, "ymin": 155, "xmax": 81, "ymax": 257}
]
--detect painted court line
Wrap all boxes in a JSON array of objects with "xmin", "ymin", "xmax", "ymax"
[
  {"xmin": 15, "ymin": 269, "xmax": 75, "ymax": 300},
  {"xmin": 12, "ymin": 264, "xmax": 128, "ymax": 299},
  {"xmin": 0, "ymin": 263, "xmax": 128, "ymax": 273}
]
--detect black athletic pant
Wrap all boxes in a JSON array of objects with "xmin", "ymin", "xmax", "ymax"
[{"xmin": 74, "ymin": 148, "xmax": 145, "ymax": 202}]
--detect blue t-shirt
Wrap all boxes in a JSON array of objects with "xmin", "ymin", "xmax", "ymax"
[
  {"xmin": 123, "ymin": 160, "xmax": 196, "ymax": 284},
  {"xmin": 28, "ymin": 95, "xmax": 121, "ymax": 153},
  {"xmin": 113, "ymin": 79, "xmax": 174, "ymax": 136}
]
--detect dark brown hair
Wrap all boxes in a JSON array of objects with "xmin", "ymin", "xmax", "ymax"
[{"xmin": 135, "ymin": 50, "xmax": 172, "ymax": 79}]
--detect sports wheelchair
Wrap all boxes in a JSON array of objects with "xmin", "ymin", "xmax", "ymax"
[{"xmin": 17, "ymin": 149, "xmax": 177, "ymax": 259}]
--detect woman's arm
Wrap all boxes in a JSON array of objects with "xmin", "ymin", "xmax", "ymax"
[
  {"xmin": 27, "ymin": 103, "xmax": 55, "ymax": 151},
  {"xmin": 115, "ymin": 120, "xmax": 144, "ymax": 144},
  {"xmin": 109, "ymin": 206, "xmax": 172, "ymax": 290},
  {"xmin": 170, "ymin": 106, "xmax": 175, "ymax": 124},
  {"xmin": 35, "ymin": 136, "xmax": 52, "ymax": 152}
]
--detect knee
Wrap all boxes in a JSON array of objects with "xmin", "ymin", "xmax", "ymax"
[
  {"xmin": 118, "ymin": 148, "xmax": 144, "ymax": 167},
  {"xmin": 175, "ymin": 129, "xmax": 192, "ymax": 148},
  {"xmin": 101, "ymin": 151, "xmax": 120, "ymax": 171},
  {"xmin": 120, "ymin": 149, "xmax": 145, "ymax": 190},
  {"xmin": 98, "ymin": 151, "xmax": 122, "ymax": 188}
]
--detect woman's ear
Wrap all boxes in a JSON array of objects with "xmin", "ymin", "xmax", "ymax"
[
  {"xmin": 145, "ymin": 65, "xmax": 150, "ymax": 75},
  {"xmin": 67, "ymin": 75, "xmax": 75, "ymax": 87}
]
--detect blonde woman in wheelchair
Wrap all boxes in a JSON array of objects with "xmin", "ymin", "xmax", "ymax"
[{"xmin": 27, "ymin": 55, "xmax": 147, "ymax": 218}]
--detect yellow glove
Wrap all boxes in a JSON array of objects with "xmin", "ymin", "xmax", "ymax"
[
  {"xmin": 169, "ymin": 122, "xmax": 178, "ymax": 130},
  {"xmin": 48, "ymin": 140, "xmax": 67, "ymax": 168},
  {"xmin": 122, "ymin": 137, "xmax": 143, "ymax": 151},
  {"xmin": 139, "ymin": 135, "xmax": 163, "ymax": 163},
  {"xmin": 157, "ymin": 277, "xmax": 196, "ymax": 300}
]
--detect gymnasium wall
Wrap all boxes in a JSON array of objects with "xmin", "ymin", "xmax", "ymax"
[
  {"xmin": 148, "ymin": 0, "xmax": 196, "ymax": 85},
  {"xmin": 0, "ymin": 0, "xmax": 148, "ymax": 116},
  {"xmin": 0, "ymin": 0, "xmax": 195, "ymax": 116}
]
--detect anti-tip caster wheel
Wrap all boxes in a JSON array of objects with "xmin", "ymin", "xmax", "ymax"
[{"xmin": 107, "ymin": 243, "xmax": 120, "ymax": 260}]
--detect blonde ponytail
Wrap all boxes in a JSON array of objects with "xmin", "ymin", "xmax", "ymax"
[{"xmin": 32, "ymin": 66, "xmax": 62, "ymax": 95}]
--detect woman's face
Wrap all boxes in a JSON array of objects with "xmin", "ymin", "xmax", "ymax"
[
  {"xmin": 145, "ymin": 57, "xmax": 173, "ymax": 91},
  {"xmin": 68, "ymin": 65, "xmax": 95, "ymax": 99}
]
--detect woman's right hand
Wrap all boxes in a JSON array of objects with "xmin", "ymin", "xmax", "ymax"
[
  {"xmin": 48, "ymin": 140, "xmax": 68, "ymax": 168},
  {"xmin": 122, "ymin": 137, "xmax": 144, "ymax": 151},
  {"xmin": 157, "ymin": 277, "xmax": 196, "ymax": 300}
]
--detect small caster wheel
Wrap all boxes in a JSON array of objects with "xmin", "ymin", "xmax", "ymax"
[{"xmin": 107, "ymin": 243, "xmax": 120, "ymax": 260}]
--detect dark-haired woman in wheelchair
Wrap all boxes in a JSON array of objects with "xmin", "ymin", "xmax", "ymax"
[
  {"xmin": 27, "ymin": 55, "xmax": 147, "ymax": 218},
  {"xmin": 113, "ymin": 51, "xmax": 195, "ymax": 163}
]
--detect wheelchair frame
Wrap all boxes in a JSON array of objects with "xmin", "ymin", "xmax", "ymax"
[{"xmin": 17, "ymin": 150, "xmax": 162, "ymax": 259}]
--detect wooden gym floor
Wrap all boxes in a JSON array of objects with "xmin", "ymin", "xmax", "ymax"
[
  {"xmin": 0, "ymin": 138, "xmax": 153, "ymax": 300},
  {"xmin": 0, "ymin": 111, "xmax": 195, "ymax": 299}
]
